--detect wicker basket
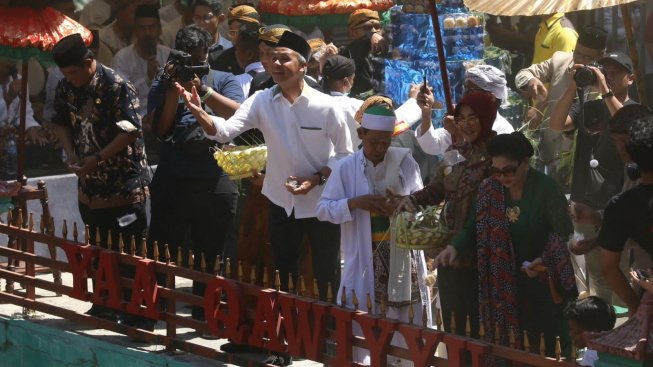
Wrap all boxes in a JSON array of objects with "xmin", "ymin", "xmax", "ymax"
[
  {"xmin": 213, "ymin": 145, "xmax": 267, "ymax": 180},
  {"xmin": 394, "ymin": 206, "xmax": 452, "ymax": 252}
]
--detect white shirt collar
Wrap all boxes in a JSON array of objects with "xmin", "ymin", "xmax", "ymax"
[{"xmin": 244, "ymin": 62, "xmax": 264, "ymax": 74}]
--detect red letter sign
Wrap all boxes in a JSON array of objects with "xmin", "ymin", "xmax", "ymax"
[
  {"xmin": 92, "ymin": 251, "xmax": 125, "ymax": 310},
  {"xmin": 127, "ymin": 259, "xmax": 161, "ymax": 319},
  {"xmin": 62, "ymin": 242, "xmax": 98, "ymax": 301},
  {"xmin": 278, "ymin": 295, "xmax": 330, "ymax": 360},
  {"xmin": 204, "ymin": 277, "xmax": 249, "ymax": 343}
]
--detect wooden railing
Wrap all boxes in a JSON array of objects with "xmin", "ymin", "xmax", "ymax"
[{"xmin": 0, "ymin": 209, "xmax": 578, "ymax": 367}]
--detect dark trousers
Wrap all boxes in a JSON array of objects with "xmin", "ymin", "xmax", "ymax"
[
  {"xmin": 437, "ymin": 265, "xmax": 479, "ymax": 339},
  {"xmin": 147, "ymin": 173, "xmax": 238, "ymax": 319},
  {"xmin": 79, "ymin": 200, "xmax": 148, "ymax": 304},
  {"xmin": 269, "ymin": 203, "xmax": 341, "ymax": 303}
]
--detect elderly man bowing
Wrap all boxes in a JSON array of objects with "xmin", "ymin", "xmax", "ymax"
[
  {"xmin": 176, "ymin": 31, "xmax": 353, "ymax": 305},
  {"xmin": 317, "ymin": 106, "xmax": 431, "ymax": 366}
]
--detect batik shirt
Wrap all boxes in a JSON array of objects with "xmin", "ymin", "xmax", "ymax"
[{"xmin": 52, "ymin": 63, "xmax": 150, "ymax": 208}]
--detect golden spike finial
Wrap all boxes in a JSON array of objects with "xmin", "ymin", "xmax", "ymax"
[
  {"xmin": 238, "ymin": 261, "xmax": 244, "ymax": 282},
  {"xmin": 510, "ymin": 327, "xmax": 515, "ymax": 349},
  {"xmin": 422, "ymin": 305, "xmax": 428, "ymax": 328},
  {"xmin": 107, "ymin": 230, "xmax": 113, "ymax": 251},
  {"xmin": 380, "ymin": 297, "xmax": 387, "ymax": 318},
  {"xmin": 85, "ymin": 224, "xmax": 90, "ymax": 244},
  {"xmin": 495, "ymin": 324, "xmax": 501, "ymax": 344},
  {"xmin": 313, "ymin": 279, "xmax": 319, "ymax": 300},
  {"xmin": 352, "ymin": 289, "xmax": 359, "ymax": 311},
  {"xmin": 142, "ymin": 238, "xmax": 147, "ymax": 259},
  {"xmin": 523, "ymin": 330, "xmax": 530, "ymax": 352},
  {"xmin": 435, "ymin": 307, "xmax": 442, "ymax": 331},
  {"xmin": 555, "ymin": 336, "xmax": 561, "ymax": 361},
  {"xmin": 274, "ymin": 270, "xmax": 280, "ymax": 291},
  {"xmin": 571, "ymin": 341, "xmax": 577, "ymax": 364},
  {"xmin": 288, "ymin": 273, "xmax": 294, "ymax": 293},
  {"xmin": 250, "ymin": 266, "xmax": 256, "ymax": 285},
  {"xmin": 263, "ymin": 267, "xmax": 269, "ymax": 288},
  {"xmin": 188, "ymin": 250, "xmax": 194, "ymax": 268},
  {"xmin": 226, "ymin": 258, "xmax": 232, "ymax": 278},
  {"xmin": 130, "ymin": 235, "xmax": 136, "ymax": 256},
  {"xmin": 177, "ymin": 246, "xmax": 183, "ymax": 265},
  {"xmin": 479, "ymin": 322, "xmax": 486, "ymax": 342},
  {"xmin": 201, "ymin": 253, "xmax": 207, "ymax": 273},
  {"xmin": 367, "ymin": 293, "xmax": 373, "ymax": 313},
  {"xmin": 215, "ymin": 255, "xmax": 221, "ymax": 275},
  {"xmin": 96, "ymin": 227, "xmax": 102, "ymax": 247},
  {"xmin": 340, "ymin": 286, "xmax": 346, "ymax": 306},
  {"xmin": 465, "ymin": 315, "xmax": 471, "ymax": 337},
  {"xmin": 39, "ymin": 214, "xmax": 44, "ymax": 233},
  {"xmin": 165, "ymin": 244, "xmax": 170, "ymax": 264},
  {"xmin": 539, "ymin": 333, "xmax": 546, "ymax": 357},
  {"xmin": 327, "ymin": 282, "xmax": 334, "ymax": 304},
  {"xmin": 299, "ymin": 275, "xmax": 306, "ymax": 296},
  {"xmin": 118, "ymin": 233, "xmax": 124, "ymax": 253},
  {"xmin": 17, "ymin": 209, "xmax": 23, "ymax": 228},
  {"xmin": 450, "ymin": 312, "xmax": 456, "ymax": 334},
  {"xmin": 153, "ymin": 241, "xmax": 159, "ymax": 261},
  {"xmin": 28, "ymin": 211, "xmax": 34, "ymax": 231},
  {"xmin": 50, "ymin": 217, "xmax": 55, "ymax": 235},
  {"xmin": 62, "ymin": 219, "xmax": 68, "ymax": 238},
  {"xmin": 73, "ymin": 222, "xmax": 78, "ymax": 242},
  {"xmin": 7, "ymin": 209, "xmax": 13, "ymax": 225},
  {"xmin": 408, "ymin": 303, "xmax": 414, "ymax": 324}
]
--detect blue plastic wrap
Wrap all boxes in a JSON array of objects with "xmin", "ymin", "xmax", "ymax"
[
  {"xmin": 436, "ymin": 0, "xmax": 467, "ymax": 13},
  {"xmin": 390, "ymin": 7, "xmax": 484, "ymax": 61}
]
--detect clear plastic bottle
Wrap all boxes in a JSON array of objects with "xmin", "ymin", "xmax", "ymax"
[{"xmin": 6, "ymin": 135, "xmax": 17, "ymax": 175}]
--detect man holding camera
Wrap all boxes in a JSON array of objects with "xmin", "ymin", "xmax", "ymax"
[
  {"xmin": 147, "ymin": 25, "xmax": 244, "ymax": 323},
  {"xmin": 516, "ymin": 26, "xmax": 608, "ymax": 178},
  {"xmin": 549, "ymin": 52, "xmax": 639, "ymax": 306}
]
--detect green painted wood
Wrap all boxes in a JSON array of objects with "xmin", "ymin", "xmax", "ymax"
[
  {"xmin": 595, "ymin": 351, "xmax": 653, "ymax": 367},
  {"xmin": 0, "ymin": 317, "xmax": 194, "ymax": 367}
]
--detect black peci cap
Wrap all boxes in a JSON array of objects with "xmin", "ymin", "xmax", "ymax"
[
  {"xmin": 577, "ymin": 26, "xmax": 608, "ymax": 51},
  {"xmin": 275, "ymin": 31, "xmax": 311, "ymax": 61},
  {"xmin": 52, "ymin": 33, "xmax": 89, "ymax": 68}
]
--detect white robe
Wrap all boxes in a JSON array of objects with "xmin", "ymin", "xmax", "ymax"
[{"xmin": 317, "ymin": 148, "xmax": 431, "ymax": 315}]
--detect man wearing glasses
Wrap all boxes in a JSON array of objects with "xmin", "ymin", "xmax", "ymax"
[
  {"xmin": 516, "ymin": 26, "xmax": 608, "ymax": 178},
  {"xmin": 339, "ymin": 9, "xmax": 388, "ymax": 96},
  {"xmin": 192, "ymin": 0, "xmax": 232, "ymax": 53},
  {"xmin": 207, "ymin": 4, "xmax": 260, "ymax": 75},
  {"xmin": 549, "ymin": 52, "xmax": 639, "ymax": 308}
]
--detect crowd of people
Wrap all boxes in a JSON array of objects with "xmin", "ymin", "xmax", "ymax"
[{"xmin": 2, "ymin": 0, "xmax": 653, "ymax": 366}]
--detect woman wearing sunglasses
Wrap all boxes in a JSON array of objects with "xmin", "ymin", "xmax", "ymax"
[
  {"xmin": 435, "ymin": 132, "xmax": 577, "ymax": 362},
  {"xmin": 399, "ymin": 92, "xmax": 497, "ymax": 339}
]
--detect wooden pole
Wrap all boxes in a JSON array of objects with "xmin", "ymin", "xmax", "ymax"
[
  {"xmin": 17, "ymin": 63, "xmax": 28, "ymax": 185},
  {"xmin": 427, "ymin": 0, "xmax": 455, "ymax": 115}
]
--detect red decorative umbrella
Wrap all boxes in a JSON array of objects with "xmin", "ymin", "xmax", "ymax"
[{"xmin": 0, "ymin": 2, "xmax": 92, "ymax": 183}]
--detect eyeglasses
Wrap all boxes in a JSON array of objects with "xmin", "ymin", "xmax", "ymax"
[
  {"xmin": 454, "ymin": 115, "xmax": 480, "ymax": 126},
  {"xmin": 354, "ymin": 22, "xmax": 382, "ymax": 32},
  {"xmin": 193, "ymin": 13, "xmax": 216, "ymax": 24},
  {"xmin": 573, "ymin": 49, "xmax": 599, "ymax": 63},
  {"xmin": 489, "ymin": 161, "xmax": 522, "ymax": 178}
]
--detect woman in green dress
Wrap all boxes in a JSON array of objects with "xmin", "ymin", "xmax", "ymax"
[{"xmin": 435, "ymin": 132, "xmax": 577, "ymax": 364}]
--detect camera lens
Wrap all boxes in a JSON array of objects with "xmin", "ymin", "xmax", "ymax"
[{"xmin": 574, "ymin": 67, "xmax": 596, "ymax": 88}]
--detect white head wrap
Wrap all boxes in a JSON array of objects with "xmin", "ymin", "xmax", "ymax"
[
  {"xmin": 361, "ymin": 106, "xmax": 396, "ymax": 132},
  {"xmin": 465, "ymin": 65, "xmax": 509, "ymax": 103}
]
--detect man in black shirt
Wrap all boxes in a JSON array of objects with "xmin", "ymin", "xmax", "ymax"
[
  {"xmin": 550, "ymin": 51, "xmax": 638, "ymax": 305},
  {"xmin": 598, "ymin": 116, "xmax": 653, "ymax": 315}
]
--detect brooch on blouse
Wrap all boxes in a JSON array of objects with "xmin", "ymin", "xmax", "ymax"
[
  {"xmin": 507, "ymin": 206, "xmax": 521, "ymax": 223},
  {"xmin": 444, "ymin": 166, "xmax": 453, "ymax": 175}
]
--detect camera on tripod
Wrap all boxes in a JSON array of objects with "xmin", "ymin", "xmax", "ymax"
[
  {"xmin": 160, "ymin": 49, "xmax": 210, "ymax": 87},
  {"xmin": 573, "ymin": 62, "xmax": 605, "ymax": 88}
]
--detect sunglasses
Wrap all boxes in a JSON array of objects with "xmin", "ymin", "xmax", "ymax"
[{"xmin": 489, "ymin": 161, "xmax": 522, "ymax": 178}]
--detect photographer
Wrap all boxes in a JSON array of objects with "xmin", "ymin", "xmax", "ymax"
[
  {"xmin": 549, "ymin": 52, "xmax": 638, "ymax": 306},
  {"xmin": 147, "ymin": 25, "xmax": 244, "ymax": 324}
]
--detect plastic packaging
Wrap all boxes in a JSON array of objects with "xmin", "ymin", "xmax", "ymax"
[{"xmin": 6, "ymin": 135, "xmax": 17, "ymax": 175}]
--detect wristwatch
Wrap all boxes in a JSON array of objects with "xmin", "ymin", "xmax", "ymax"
[
  {"xmin": 95, "ymin": 152, "xmax": 103, "ymax": 166},
  {"xmin": 314, "ymin": 172, "xmax": 327, "ymax": 186},
  {"xmin": 601, "ymin": 88, "xmax": 614, "ymax": 99}
]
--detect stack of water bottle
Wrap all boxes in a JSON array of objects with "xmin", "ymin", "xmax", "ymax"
[{"xmin": 385, "ymin": 0, "xmax": 486, "ymax": 128}]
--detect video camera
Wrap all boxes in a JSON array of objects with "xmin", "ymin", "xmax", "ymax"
[
  {"xmin": 160, "ymin": 49, "xmax": 210, "ymax": 87},
  {"xmin": 574, "ymin": 62, "xmax": 606, "ymax": 88}
]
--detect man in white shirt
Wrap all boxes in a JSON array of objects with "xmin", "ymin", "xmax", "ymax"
[
  {"xmin": 233, "ymin": 23, "xmax": 264, "ymax": 97},
  {"xmin": 177, "ymin": 31, "xmax": 352, "ymax": 306},
  {"xmin": 317, "ymin": 106, "xmax": 431, "ymax": 366},
  {"xmin": 78, "ymin": 0, "xmax": 111, "ymax": 28},
  {"xmin": 112, "ymin": 4, "xmax": 171, "ymax": 118},
  {"xmin": 0, "ymin": 62, "xmax": 47, "ymax": 145},
  {"xmin": 416, "ymin": 64, "xmax": 515, "ymax": 156}
]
